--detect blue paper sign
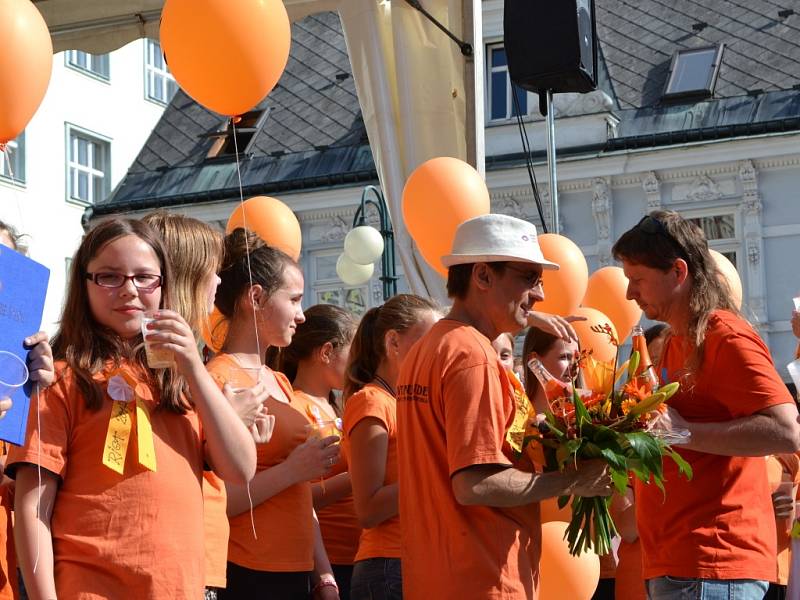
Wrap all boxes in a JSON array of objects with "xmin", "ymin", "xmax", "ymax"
[{"xmin": 0, "ymin": 246, "xmax": 50, "ymax": 445}]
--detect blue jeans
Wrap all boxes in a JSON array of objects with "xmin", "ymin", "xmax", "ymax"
[
  {"xmin": 350, "ymin": 558, "xmax": 403, "ymax": 600},
  {"xmin": 647, "ymin": 577, "xmax": 769, "ymax": 600}
]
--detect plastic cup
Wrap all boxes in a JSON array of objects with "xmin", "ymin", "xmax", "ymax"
[
  {"xmin": 306, "ymin": 418, "xmax": 342, "ymax": 441},
  {"xmin": 141, "ymin": 314, "xmax": 175, "ymax": 369},
  {"xmin": 0, "ymin": 351, "xmax": 28, "ymax": 398},
  {"xmin": 787, "ymin": 360, "xmax": 800, "ymax": 397},
  {"xmin": 227, "ymin": 367, "xmax": 261, "ymax": 392}
]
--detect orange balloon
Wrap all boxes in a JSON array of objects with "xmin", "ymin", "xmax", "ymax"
[
  {"xmin": 200, "ymin": 307, "xmax": 229, "ymax": 353},
  {"xmin": 160, "ymin": 0, "xmax": 291, "ymax": 116},
  {"xmin": 227, "ymin": 196, "xmax": 302, "ymax": 261},
  {"xmin": 540, "ymin": 521, "xmax": 600, "ymax": 600},
  {"xmin": 536, "ymin": 234, "xmax": 588, "ymax": 316},
  {"xmin": 402, "ymin": 157, "xmax": 491, "ymax": 277},
  {"xmin": 0, "ymin": 0, "xmax": 52, "ymax": 143},
  {"xmin": 710, "ymin": 250, "xmax": 742, "ymax": 310},
  {"xmin": 582, "ymin": 267, "xmax": 643, "ymax": 343},
  {"xmin": 540, "ymin": 498, "xmax": 572, "ymax": 524},
  {"xmin": 572, "ymin": 307, "xmax": 619, "ymax": 363}
]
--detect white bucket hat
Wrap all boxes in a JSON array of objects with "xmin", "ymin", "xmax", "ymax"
[{"xmin": 441, "ymin": 214, "xmax": 559, "ymax": 270}]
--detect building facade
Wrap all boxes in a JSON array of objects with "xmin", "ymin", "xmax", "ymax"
[
  {"xmin": 0, "ymin": 38, "xmax": 174, "ymax": 330},
  {"xmin": 92, "ymin": 2, "xmax": 800, "ymax": 377}
]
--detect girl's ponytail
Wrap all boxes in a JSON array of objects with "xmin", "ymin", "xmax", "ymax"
[{"xmin": 343, "ymin": 307, "xmax": 382, "ymax": 401}]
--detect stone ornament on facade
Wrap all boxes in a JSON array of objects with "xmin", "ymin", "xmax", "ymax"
[
  {"xmin": 642, "ymin": 171, "xmax": 662, "ymax": 211},
  {"xmin": 592, "ymin": 177, "xmax": 613, "ymax": 266},
  {"xmin": 318, "ymin": 216, "xmax": 350, "ymax": 243},
  {"xmin": 747, "ymin": 239, "xmax": 760, "ymax": 265},
  {"xmin": 738, "ymin": 160, "xmax": 762, "ymax": 216},
  {"xmin": 686, "ymin": 175, "xmax": 723, "ymax": 203}
]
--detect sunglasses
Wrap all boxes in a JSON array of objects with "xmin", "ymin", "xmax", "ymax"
[
  {"xmin": 504, "ymin": 264, "xmax": 543, "ymax": 289},
  {"xmin": 636, "ymin": 215, "xmax": 689, "ymax": 261}
]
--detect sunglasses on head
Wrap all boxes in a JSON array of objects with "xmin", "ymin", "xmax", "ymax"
[{"xmin": 635, "ymin": 215, "xmax": 689, "ymax": 261}]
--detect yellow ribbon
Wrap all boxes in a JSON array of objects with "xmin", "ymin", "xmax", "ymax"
[{"xmin": 102, "ymin": 369, "xmax": 157, "ymax": 474}]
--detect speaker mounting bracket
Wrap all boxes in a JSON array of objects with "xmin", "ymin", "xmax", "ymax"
[{"xmin": 403, "ymin": 0, "xmax": 473, "ymax": 57}]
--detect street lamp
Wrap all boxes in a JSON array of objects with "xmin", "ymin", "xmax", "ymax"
[{"xmin": 336, "ymin": 185, "xmax": 398, "ymax": 301}]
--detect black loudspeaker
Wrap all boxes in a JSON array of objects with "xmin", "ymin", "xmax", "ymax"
[{"xmin": 504, "ymin": 0, "xmax": 598, "ymax": 94}]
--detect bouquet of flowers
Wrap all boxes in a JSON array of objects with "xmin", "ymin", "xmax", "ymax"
[{"xmin": 524, "ymin": 324, "xmax": 692, "ymax": 556}]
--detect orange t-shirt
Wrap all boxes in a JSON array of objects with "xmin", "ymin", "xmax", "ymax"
[
  {"xmin": 293, "ymin": 390, "xmax": 360, "ymax": 565},
  {"xmin": 202, "ymin": 471, "xmax": 229, "ymax": 588},
  {"xmin": 615, "ymin": 540, "xmax": 645, "ymax": 600},
  {"xmin": 636, "ymin": 310, "xmax": 793, "ymax": 581},
  {"xmin": 766, "ymin": 453, "xmax": 800, "ymax": 584},
  {"xmin": 342, "ymin": 384, "xmax": 401, "ymax": 562},
  {"xmin": 6, "ymin": 361, "xmax": 205, "ymax": 599},
  {"xmin": 397, "ymin": 320, "xmax": 540, "ymax": 600},
  {"xmin": 207, "ymin": 354, "xmax": 314, "ymax": 572}
]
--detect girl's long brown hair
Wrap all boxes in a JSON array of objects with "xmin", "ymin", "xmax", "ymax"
[
  {"xmin": 52, "ymin": 218, "xmax": 189, "ymax": 412},
  {"xmin": 343, "ymin": 294, "xmax": 439, "ymax": 401},
  {"xmin": 269, "ymin": 304, "xmax": 357, "ymax": 416},
  {"xmin": 214, "ymin": 228, "xmax": 298, "ymax": 349},
  {"xmin": 142, "ymin": 211, "xmax": 223, "ymax": 335},
  {"xmin": 521, "ymin": 327, "xmax": 560, "ymax": 402}
]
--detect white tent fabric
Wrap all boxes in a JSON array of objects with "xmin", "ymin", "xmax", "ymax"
[
  {"xmin": 37, "ymin": 0, "xmax": 481, "ymax": 299},
  {"xmin": 339, "ymin": 0, "xmax": 477, "ymax": 299}
]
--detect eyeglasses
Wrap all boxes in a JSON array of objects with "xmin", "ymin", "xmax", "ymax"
[
  {"xmin": 504, "ymin": 264, "xmax": 543, "ymax": 288},
  {"xmin": 85, "ymin": 272, "xmax": 162, "ymax": 291}
]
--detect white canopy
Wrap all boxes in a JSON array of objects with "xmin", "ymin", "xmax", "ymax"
[{"xmin": 37, "ymin": 0, "xmax": 483, "ymax": 299}]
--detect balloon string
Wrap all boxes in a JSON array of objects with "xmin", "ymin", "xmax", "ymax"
[{"xmin": 231, "ymin": 116, "xmax": 260, "ymax": 540}]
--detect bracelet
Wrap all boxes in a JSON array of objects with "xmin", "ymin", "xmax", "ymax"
[{"xmin": 312, "ymin": 579, "xmax": 338, "ymax": 595}]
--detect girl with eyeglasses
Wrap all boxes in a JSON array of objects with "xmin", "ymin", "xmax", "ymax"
[{"xmin": 7, "ymin": 218, "xmax": 256, "ymax": 599}]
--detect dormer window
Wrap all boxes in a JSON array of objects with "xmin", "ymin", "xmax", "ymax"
[
  {"xmin": 663, "ymin": 44, "xmax": 723, "ymax": 101},
  {"xmin": 206, "ymin": 109, "xmax": 270, "ymax": 158}
]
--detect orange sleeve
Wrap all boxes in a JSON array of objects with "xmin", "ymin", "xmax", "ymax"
[
  {"xmin": 443, "ymin": 363, "xmax": 511, "ymax": 476},
  {"xmin": 6, "ymin": 369, "xmax": 73, "ymax": 480},
  {"xmin": 344, "ymin": 388, "xmax": 391, "ymax": 437},
  {"xmin": 710, "ymin": 325, "xmax": 793, "ymax": 416}
]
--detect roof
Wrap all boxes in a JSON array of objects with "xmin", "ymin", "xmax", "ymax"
[
  {"xmin": 97, "ymin": 11, "xmax": 376, "ymax": 213},
  {"xmin": 95, "ymin": 2, "xmax": 800, "ymax": 215}
]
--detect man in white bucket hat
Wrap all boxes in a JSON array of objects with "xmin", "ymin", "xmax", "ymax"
[{"xmin": 396, "ymin": 214, "xmax": 612, "ymax": 600}]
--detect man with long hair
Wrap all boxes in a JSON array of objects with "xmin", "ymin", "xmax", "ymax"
[{"xmin": 613, "ymin": 210, "xmax": 800, "ymax": 599}]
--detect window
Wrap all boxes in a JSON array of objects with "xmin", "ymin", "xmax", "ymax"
[
  {"xmin": 0, "ymin": 133, "xmax": 25, "ymax": 184},
  {"xmin": 206, "ymin": 109, "xmax": 270, "ymax": 158},
  {"xmin": 67, "ymin": 127, "xmax": 110, "ymax": 204},
  {"xmin": 66, "ymin": 50, "xmax": 110, "ymax": 80},
  {"xmin": 312, "ymin": 253, "xmax": 370, "ymax": 316},
  {"xmin": 487, "ymin": 44, "xmax": 529, "ymax": 121},
  {"xmin": 663, "ymin": 45, "xmax": 723, "ymax": 101},
  {"xmin": 687, "ymin": 212, "xmax": 739, "ymax": 269},
  {"xmin": 145, "ymin": 40, "xmax": 178, "ymax": 105}
]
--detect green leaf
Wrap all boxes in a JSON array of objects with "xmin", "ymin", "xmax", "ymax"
[
  {"xmin": 556, "ymin": 438, "xmax": 582, "ymax": 467},
  {"xmin": 611, "ymin": 468, "xmax": 630, "ymax": 494},
  {"xmin": 667, "ymin": 447, "xmax": 693, "ymax": 480},
  {"xmin": 557, "ymin": 495, "xmax": 570, "ymax": 509},
  {"xmin": 573, "ymin": 387, "xmax": 591, "ymax": 435},
  {"xmin": 627, "ymin": 350, "xmax": 640, "ymax": 381},
  {"xmin": 600, "ymin": 447, "xmax": 628, "ymax": 472},
  {"xmin": 626, "ymin": 432, "xmax": 664, "ymax": 480}
]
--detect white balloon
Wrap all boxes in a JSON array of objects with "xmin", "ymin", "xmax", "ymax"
[
  {"xmin": 344, "ymin": 226, "xmax": 384, "ymax": 265},
  {"xmin": 336, "ymin": 253, "xmax": 374, "ymax": 286}
]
